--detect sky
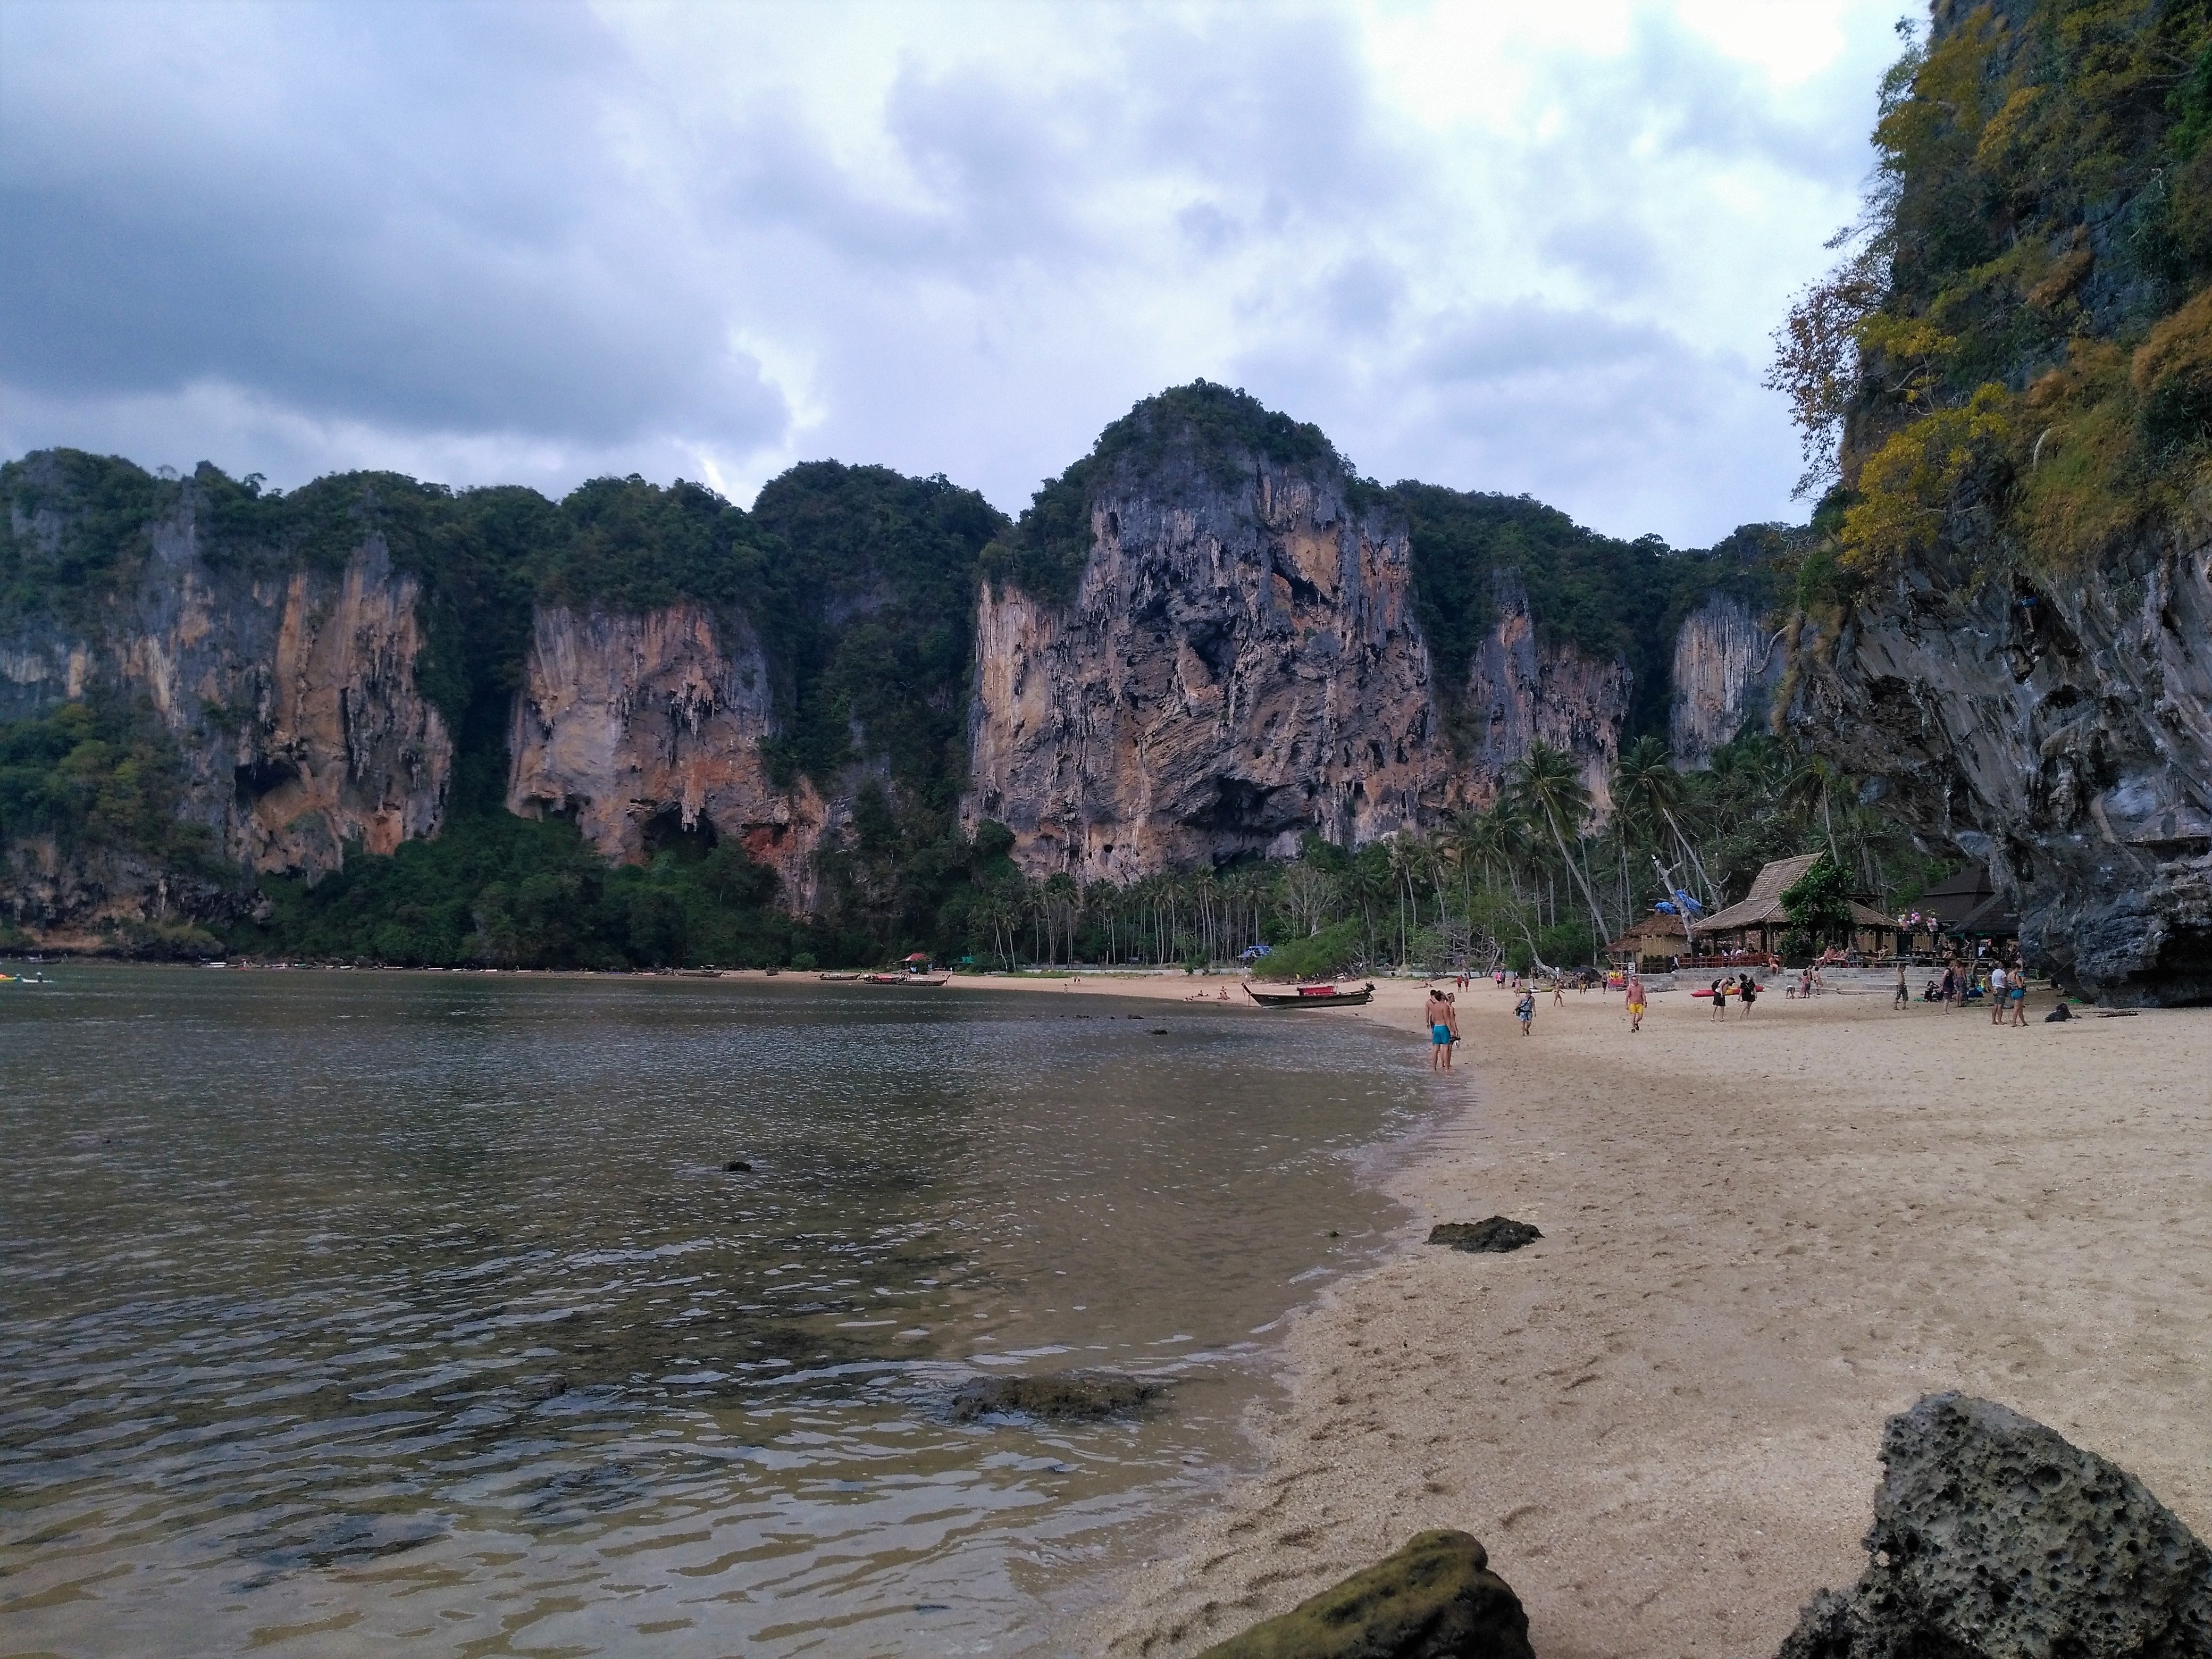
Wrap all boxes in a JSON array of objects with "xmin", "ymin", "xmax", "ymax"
[{"xmin": 0, "ymin": 0, "xmax": 1905, "ymax": 547}]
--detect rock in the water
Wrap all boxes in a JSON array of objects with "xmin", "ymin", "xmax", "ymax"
[
  {"xmin": 1194, "ymin": 1529, "xmax": 1534, "ymax": 1659},
  {"xmin": 948, "ymin": 1369, "xmax": 1162, "ymax": 1423},
  {"xmin": 1775, "ymin": 1392, "xmax": 2212, "ymax": 1659},
  {"xmin": 724, "ymin": 1159, "xmax": 752, "ymax": 1172},
  {"xmin": 1427, "ymin": 1218, "xmax": 1541, "ymax": 1253}
]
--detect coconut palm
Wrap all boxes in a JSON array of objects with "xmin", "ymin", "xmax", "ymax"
[
  {"xmin": 1503, "ymin": 742, "xmax": 1609, "ymax": 954},
  {"xmin": 1612, "ymin": 735, "xmax": 1717, "ymax": 907}
]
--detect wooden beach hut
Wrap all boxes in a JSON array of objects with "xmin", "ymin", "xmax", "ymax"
[
  {"xmin": 1915, "ymin": 862, "xmax": 2020, "ymax": 952},
  {"xmin": 1606, "ymin": 912, "xmax": 1695, "ymax": 969},
  {"xmin": 1692, "ymin": 853, "xmax": 1897, "ymax": 960}
]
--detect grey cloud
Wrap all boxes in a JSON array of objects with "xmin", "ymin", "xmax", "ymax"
[
  {"xmin": 0, "ymin": 0, "xmax": 1882, "ymax": 541},
  {"xmin": 0, "ymin": 1, "xmax": 787, "ymax": 456}
]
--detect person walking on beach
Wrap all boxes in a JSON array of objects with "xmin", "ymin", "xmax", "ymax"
[
  {"xmin": 1426, "ymin": 988, "xmax": 1452, "ymax": 1071},
  {"xmin": 1625, "ymin": 971, "xmax": 1646, "ymax": 1034},
  {"xmin": 1710, "ymin": 978, "xmax": 1727, "ymax": 1020},
  {"xmin": 1988, "ymin": 962, "xmax": 2008, "ymax": 1025},
  {"xmin": 1738, "ymin": 976, "xmax": 1758, "ymax": 1017},
  {"xmin": 1444, "ymin": 993, "xmax": 1462, "ymax": 1068},
  {"xmin": 1514, "ymin": 987, "xmax": 1535, "ymax": 1035},
  {"xmin": 1894, "ymin": 961, "xmax": 1909, "ymax": 1009}
]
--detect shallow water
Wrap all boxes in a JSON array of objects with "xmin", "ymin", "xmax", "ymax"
[{"xmin": 0, "ymin": 968, "xmax": 1437, "ymax": 1657}]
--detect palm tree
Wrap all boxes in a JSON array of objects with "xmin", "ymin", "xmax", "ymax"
[
  {"xmin": 1504, "ymin": 742, "xmax": 1610, "ymax": 954},
  {"xmin": 1612, "ymin": 735, "xmax": 1718, "ymax": 908}
]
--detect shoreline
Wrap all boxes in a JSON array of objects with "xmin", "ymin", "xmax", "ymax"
[{"xmin": 1079, "ymin": 979, "xmax": 2212, "ymax": 1657}]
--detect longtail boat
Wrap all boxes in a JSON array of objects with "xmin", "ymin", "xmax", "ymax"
[
  {"xmin": 863, "ymin": 971, "xmax": 950, "ymax": 986},
  {"xmin": 1242, "ymin": 981, "xmax": 1375, "ymax": 1008}
]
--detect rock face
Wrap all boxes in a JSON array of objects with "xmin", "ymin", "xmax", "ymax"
[
  {"xmin": 1790, "ymin": 532, "xmax": 2212, "ymax": 1003},
  {"xmin": 1460, "ymin": 577, "xmax": 1632, "ymax": 812},
  {"xmin": 963, "ymin": 442, "xmax": 1447, "ymax": 882},
  {"xmin": 505, "ymin": 604, "xmax": 831, "ymax": 903},
  {"xmin": 1776, "ymin": 1393, "xmax": 2212, "ymax": 1659},
  {"xmin": 0, "ymin": 488, "xmax": 451, "ymax": 892},
  {"xmin": 1194, "ymin": 1529, "xmax": 1534, "ymax": 1659},
  {"xmin": 1672, "ymin": 590, "xmax": 1783, "ymax": 768}
]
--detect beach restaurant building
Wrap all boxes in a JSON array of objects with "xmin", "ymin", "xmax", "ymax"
[{"xmin": 1689, "ymin": 853, "xmax": 1897, "ymax": 959}]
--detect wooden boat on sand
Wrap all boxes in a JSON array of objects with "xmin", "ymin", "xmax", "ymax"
[
  {"xmin": 1242, "ymin": 981, "xmax": 1375, "ymax": 1008},
  {"xmin": 863, "ymin": 971, "xmax": 950, "ymax": 986},
  {"xmin": 817, "ymin": 972, "xmax": 862, "ymax": 981}
]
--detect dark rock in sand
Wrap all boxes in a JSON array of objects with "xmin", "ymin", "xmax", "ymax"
[
  {"xmin": 1194, "ymin": 1529, "xmax": 1534, "ymax": 1659},
  {"xmin": 724, "ymin": 1159, "xmax": 752, "ymax": 1172},
  {"xmin": 1775, "ymin": 1392, "xmax": 2212, "ymax": 1659},
  {"xmin": 948, "ymin": 1368, "xmax": 1163, "ymax": 1423},
  {"xmin": 1427, "ymin": 1218, "xmax": 1541, "ymax": 1254}
]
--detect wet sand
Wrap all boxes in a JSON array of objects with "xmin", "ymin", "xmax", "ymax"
[{"xmin": 1024, "ymin": 975, "xmax": 2212, "ymax": 1657}]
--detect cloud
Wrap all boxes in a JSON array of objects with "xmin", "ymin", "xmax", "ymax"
[{"xmin": 0, "ymin": 0, "xmax": 1903, "ymax": 543}]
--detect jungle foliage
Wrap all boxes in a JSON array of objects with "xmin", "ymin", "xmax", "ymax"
[
  {"xmin": 0, "ymin": 696, "xmax": 216, "ymax": 872},
  {"xmin": 1770, "ymin": 1, "xmax": 2212, "ymax": 577}
]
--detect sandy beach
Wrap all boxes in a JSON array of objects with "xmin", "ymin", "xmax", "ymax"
[{"xmin": 954, "ymin": 970, "xmax": 2212, "ymax": 1657}]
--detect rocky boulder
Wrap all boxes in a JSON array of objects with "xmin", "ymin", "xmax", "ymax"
[
  {"xmin": 1194, "ymin": 1529, "xmax": 1533, "ymax": 1659},
  {"xmin": 1427, "ymin": 1218, "xmax": 1541, "ymax": 1254},
  {"xmin": 1777, "ymin": 1392, "xmax": 2212, "ymax": 1658},
  {"xmin": 947, "ymin": 1368, "xmax": 1162, "ymax": 1423}
]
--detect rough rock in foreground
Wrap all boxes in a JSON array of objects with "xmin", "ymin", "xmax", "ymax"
[
  {"xmin": 947, "ymin": 1369, "xmax": 1161, "ymax": 1422},
  {"xmin": 1427, "ymin": 1218, "xmax": 1541, "ymax": 1254},
  {"xmin": 1778, "ymin": 1393, "xmax": 2212, "ymax": 1659},
  {"xmin": 1194, "ymin": 1529, "xmax": 1533, "ymax": 1659}
]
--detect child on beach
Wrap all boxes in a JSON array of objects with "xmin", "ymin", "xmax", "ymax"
[{"xmin": 1514, "ymin": 989, "xmax": 1535, "ymax": 1035}]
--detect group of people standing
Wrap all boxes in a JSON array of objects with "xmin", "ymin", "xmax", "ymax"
[{"xmin": 1903, "ymin": 957, "xmax": 2030, "ymax": 1024}]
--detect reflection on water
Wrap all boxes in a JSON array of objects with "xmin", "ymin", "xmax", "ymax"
[{"xmin": 0, "ymin": 969, "xmax": 1436, "ymax": 1656}]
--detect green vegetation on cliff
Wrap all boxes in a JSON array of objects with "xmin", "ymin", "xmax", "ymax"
[
  {"xmin": 0, "ymin": 697, "xmax": 215, "ymax": 872},
  {"xmin": 1772, "ymin": 1, "xmax": 2212, "ymax": 579},
  {"xmin": 1393, "ymin": 487, "xmax": 1782, "ymax": 742}
]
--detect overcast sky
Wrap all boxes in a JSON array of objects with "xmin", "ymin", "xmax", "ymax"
[{"xmin": 0, "ymin": 0, "xmax": 1903, "ymax": 546}]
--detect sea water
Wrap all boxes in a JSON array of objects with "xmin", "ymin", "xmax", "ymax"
[{"xmin": 0, "ymin": 967, "xmax": 1438, "ymax": 1657}]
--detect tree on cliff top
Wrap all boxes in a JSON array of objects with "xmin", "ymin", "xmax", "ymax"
[{"xmin": 1771, "ymin": 3, "xmax": 2212, "ymax": 577}]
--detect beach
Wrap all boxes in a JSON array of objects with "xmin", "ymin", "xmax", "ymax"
[{"xmin": 950, "ymin": 971, "xmax": 2212, "ymax": 1657}]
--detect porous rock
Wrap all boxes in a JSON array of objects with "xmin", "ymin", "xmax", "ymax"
[
  {"xmin": 947, "ymin": 1368, "xmax": 1162, "ymax": 1423},
  {"xmin": 1427, "ymin": 1218, "xmax": 1542, "ymax": 1254},
  {"xmin": 1194, "ymin": 1529, "xmax": 1534, "ymax": 1659},
  {"xmin": 1775, "ymin": 1392, "xmax": 2212, "ymax": 1659}
]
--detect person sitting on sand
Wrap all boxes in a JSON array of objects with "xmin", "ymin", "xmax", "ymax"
[
  {"xmin": 1514, "ymin": 988, "xmax": 1535, "ymax": 1035},
  {"xmin": 1625, "ymin": 971, "xmax": 1646, "ymax": 1034}
]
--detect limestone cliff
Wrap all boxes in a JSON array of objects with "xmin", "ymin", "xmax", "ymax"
[
  {"xmin": 962, "ymin": 435, "xmax": 1446, "ymax": 882},
  {"xmin": 1791, "ymin": 530, "xmax": 2212, "ymax": 1002},
  {"xmin": 1459, "ymin": 577, "xmax": 1631, "ymax": 814},
  {"xmin": 1, "ymin": 473, "xmax": 451, "ymax": 899},
  {"xmin": 505, "ymin": 604, "xmax": 831, "ymax": 902},
  {"xmin": 1670, "ymin": 591, "xmax": 1783, "ymax": 767}
]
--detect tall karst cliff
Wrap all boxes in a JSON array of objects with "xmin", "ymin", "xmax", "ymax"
[
  {"xmin": 963, "ymin": 399, "xmax": 1446, "ymax": 881},
  {"xmin": 961, "ymin": 388, "xmax": 1766, "ymax": 881},
  {"xmin": 1778, "ymin": 0, "xmax": 2212, "ymax": 1002},
  {"xmin": 1, "ymin": 454, "xmax": 451, "ymax": 936},
  {"xmin": 3, "ymin": 391, "xmax": 1783, "ymax": 957}
]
